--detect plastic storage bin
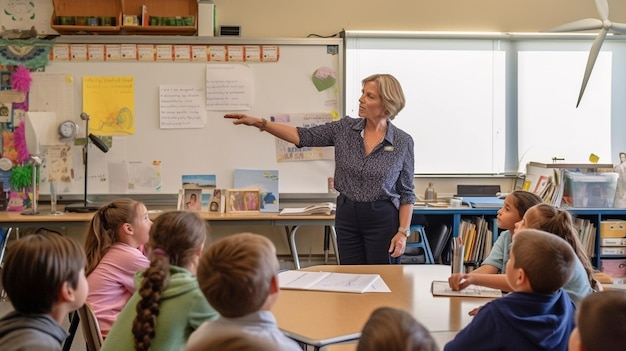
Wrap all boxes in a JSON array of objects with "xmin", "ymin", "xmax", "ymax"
[{"xmin": 563, "ymin": 171, "xmax": 618, "ymax": 208}]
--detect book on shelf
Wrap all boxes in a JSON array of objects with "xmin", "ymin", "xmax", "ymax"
[
  {"xmin": 431, "ymin": 280, "xmax": 502, "ymax": 298},
  {"xmin": 278, "ymin": 270, "xmax": 390, "ymax": 293},
  {"xmin": 461, "ymin": 197, "xmax": 504, "ymax": 208},
  {"xmin": 279, "ymin": 202, "xmax": 336, "ymax": 216}
]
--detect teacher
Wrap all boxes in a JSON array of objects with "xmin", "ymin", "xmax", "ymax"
[{"xmin": 224, "ymin": 73, "xmax": 415, "ymax": 264}]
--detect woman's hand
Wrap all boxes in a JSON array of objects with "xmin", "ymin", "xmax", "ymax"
[
  {"xmin": 224, "ymin": 113, "xmax": 262, "ymax": 126},
  {"xmin": 448, "ymin": 273, "xmax": 472, "ymax": 291},
  {"xmin": 388, "ymin": 233, "xmax": 407, "ymax": 258}
]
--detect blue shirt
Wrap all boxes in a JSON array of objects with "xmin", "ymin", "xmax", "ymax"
[
  {"xmin": 297, "ymin": 116, "xmax": 416, "ymax": 208},
  {"xmin": 445, "ymin": 289, "xmax": 575, "ymax": 351},
  {"xmin": 482, "ymin": 230, "xmax": 593, "ymax": 306}
]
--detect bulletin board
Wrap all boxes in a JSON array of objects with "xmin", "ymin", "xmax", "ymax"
[{"xmin": 35, "ymin": 37, "xmax": 343, "ymax": 196}]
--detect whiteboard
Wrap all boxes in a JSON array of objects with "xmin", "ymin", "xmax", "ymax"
[{"xmin": 38, "ymin": 38, "xmax": 343, "ymax": 195}]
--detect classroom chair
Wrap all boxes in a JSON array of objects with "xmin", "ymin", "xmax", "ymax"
[
  {"xmin": 405, "ymin": 225, "xmax": 434, "ymax": 264},
  {"xmin": 78, "ymin": 303, "xmax": 103, "ymax": 351}
]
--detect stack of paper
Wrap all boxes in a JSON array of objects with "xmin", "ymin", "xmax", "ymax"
[
  {"xmin": 278, "ymin": 270, "xmax": 390, "ymax": 293},
  {"xmin": 431, "ymin": 280, "xmax": 502, "ymax": 298}
]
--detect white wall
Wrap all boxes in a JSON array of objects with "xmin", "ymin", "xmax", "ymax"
[{"xmin": 211, "ymin": 0, "xmax": 626, "ymax": 38}]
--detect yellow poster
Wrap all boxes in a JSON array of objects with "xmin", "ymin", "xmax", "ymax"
[{"xmin": 83, "ymin": 76, "xmax": 135, "ymax": 135}]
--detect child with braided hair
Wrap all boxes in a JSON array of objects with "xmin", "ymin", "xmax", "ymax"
[{"xmin": 100, "ymin": 211, "xmax": 218, "ymax": 351}]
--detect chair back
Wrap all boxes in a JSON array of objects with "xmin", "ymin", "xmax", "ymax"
[{"xmin": 78, "ymin": 303, "xmax": 103, "ymax": 351}]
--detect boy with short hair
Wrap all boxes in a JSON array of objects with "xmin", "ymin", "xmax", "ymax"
[
  {"xmin": 0, "ymin": 233, "xmax": 88, "ymax": 351},
  {"xmin": 186, "ymin": 232, "xmax": 301, "ymax": 351},
  {"xmin": 568, "ymin": 290, "xmax": 626, "ymax": 351},
  {"xmin": 445, "ymin": 229, "xmax": 577, "ymax": 351}
]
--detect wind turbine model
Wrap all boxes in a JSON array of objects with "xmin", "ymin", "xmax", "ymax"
[{"xmin": 544, "ymin": 0, "xmax": 626, "ymax": 107}]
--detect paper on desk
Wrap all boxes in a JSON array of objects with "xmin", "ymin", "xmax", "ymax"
[{"xmin": 279, "ymin": 270, "xmax": 390, "ymax": 293}]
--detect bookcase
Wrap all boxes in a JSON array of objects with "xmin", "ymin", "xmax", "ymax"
[{"xmin": 412, "ymin": 207, "xmax": 626, "ymax": 271}]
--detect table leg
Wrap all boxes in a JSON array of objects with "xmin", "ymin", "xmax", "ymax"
[
  {"xmin": 329, "ymin": 226, "xmax": 339, "ymax": 264},
  {"xmin": 288, "ymin": 226, "xmax": 301, "ymax": 270},
  {"xmin": 323, "ymin": 226, "xmax": 330, "ymax": 264}
]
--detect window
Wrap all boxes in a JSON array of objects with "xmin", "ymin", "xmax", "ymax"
[{"xmin": 344, "ymin": 32, "xmax": 624, "ymax": 174}]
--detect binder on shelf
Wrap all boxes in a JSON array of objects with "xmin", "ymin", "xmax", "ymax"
[{"xmin": 461, "ymin": 197, "xmax": 504, "ymax": 208}]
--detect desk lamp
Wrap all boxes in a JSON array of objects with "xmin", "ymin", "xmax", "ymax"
[
  {"xmin": 65, "ymin": 112, "xmax": 109, "ymax": 213},
  {"xmin": 22, "ymin": 112, "xmax": 58, "ymax": 215}
]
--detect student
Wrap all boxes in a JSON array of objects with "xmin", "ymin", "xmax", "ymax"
[
  {"xmin": 0, "ymin": 233, "xmax": 88, "ymax": 351},
  {"xmin": 84, "ymin": 198, "xmax": 152, "ymax": 337},
  {"xmin": 449, "ymin": 190, "xmax": 543, "ymax": 291},
  {"xmin": 357, "ymin": 307, "xmax": 439, "ymax": 351},
  {"xmin": 225, "ymin": 73, "xmax": 416, "ymax": 265},
  {"xmin": 185, "ymin": 330, "xmax": 280, "ymax": 351},
  {"xmin": 568, "ymin": 290, "xmax": 626, "ymax": 351},
  {"xmin": 451, "ymin": 203, "xmax": 596, "ymax": 307},
  {"xmin": 186, "ymin": 232, "xmax": 301, "ymax": 351},
  {"xmin": 444, "ymin": 229, "xmax": 577, "ymax": 351},
  {"xmin": 515, "ymin": 203, "xmax": 597, "ymax": 302},
  {"xmin": 100, "ymin": 211, "xmax": 218, "ymax": 351}
]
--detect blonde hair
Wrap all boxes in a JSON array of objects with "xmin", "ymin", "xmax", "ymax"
[
  {"xmin": 84, "ymin": 198, "xmax": 141, "ymax": 275},
  {"xmin": 362, "ymin": 74, "xmax": 406, "ymax": 120},
  {"xmin": 511, "ymin": 229, "xmax": 576, "ymax": 294},
  {"xmin": 198, "ymin": 233, "xmax": 279, "ymax": 318}
]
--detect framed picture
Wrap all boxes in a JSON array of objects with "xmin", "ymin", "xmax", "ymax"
[
  {"xmin": 183, "ymin": 188, "xmax": 202, "ymax": 211},
  {"xmin": 209, "ymin": 188, "xmax": 225, "ymax": 213},
  {"xmin": 225, "ymin": 188, "xmax": 260, "ymax": 213}
]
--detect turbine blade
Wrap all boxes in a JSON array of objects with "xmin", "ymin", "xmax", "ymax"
[
  {"xmin": 577, "ymin": 29, "xmax": 608, "ymax": 107},
  {"xmin": 543, "ymin": 18, "xmax": 603, "ymax": 33},
  {"xmin": 595, "ymin": 0, "xmax": 609, "ymax": 21},
  {"xmin": 610, "ymin": 22, "xmax": 626, "ymax": 35}
]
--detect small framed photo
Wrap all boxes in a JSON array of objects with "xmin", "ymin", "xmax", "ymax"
[
  {"xmin": 209, "ymin": 188, "xmax": 225, "ymax": 213},
  {"xmin": 226, "ymin": 188, "xmax": 261, "ymax": 213},
  {"xmin": 183, "ymin": 188, "xmax": 202, "ymax": 211}
]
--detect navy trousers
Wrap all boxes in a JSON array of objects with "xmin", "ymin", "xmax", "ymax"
[{"xmin": 335, "ymin": 194, "xmax": 400, "ymax": 264}]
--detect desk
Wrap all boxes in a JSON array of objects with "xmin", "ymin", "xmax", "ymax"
[
  {"xmin": 272, "ymin": 264, "xmax": 492, "ymax": 350},
  {"xmin": 0, "ymin": 210, "xmax": 337, "ymax": 270}
]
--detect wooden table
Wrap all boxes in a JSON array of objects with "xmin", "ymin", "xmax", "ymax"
[
  {"xmin": 273, "ymin": 264, "xmax": 492, "ymax": 350},
  {"xmin": 0, "ymin": 210, "xmax": 337, "ymax": 270}
]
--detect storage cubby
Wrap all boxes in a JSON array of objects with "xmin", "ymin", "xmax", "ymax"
[
  {"xmin": 121, "ymin": 0, "xmax": 197, "ymax": 35},
  {"xmin": 51, "ymin": 0, "xmax": 122, "ymax": 35}
]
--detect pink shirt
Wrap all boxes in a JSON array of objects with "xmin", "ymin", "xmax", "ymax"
[{"xmin": 86, "ymin": 243, "xmax": 149, "ymax": 337}]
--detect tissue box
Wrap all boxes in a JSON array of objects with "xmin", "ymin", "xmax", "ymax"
[{"xmin": 563, "ymin": 171, "xmax": 618, "ymax": 208}]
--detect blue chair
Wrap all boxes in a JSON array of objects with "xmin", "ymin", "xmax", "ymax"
[{"xmin": 405, "ymin": 225, "xmax": 434, "ymax": 264}]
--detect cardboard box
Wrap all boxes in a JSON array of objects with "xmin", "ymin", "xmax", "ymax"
[
  {"xmin": 563, "ymin": 171, "xmax": 618, "ymax": 208},
  {"xmin": 600, "ymin": 220, "xmax": 626, "ymax": 238}
]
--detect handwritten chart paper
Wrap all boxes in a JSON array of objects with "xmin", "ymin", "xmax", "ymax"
[
  {"xmin": 205, "ymin": 64, "xmax": 252, "ymax": 110},
  {"xmin": 159, "ymin": 85, "xmax": 206, "ymax": 129},
  {"xmin": 83, "ymin": 76, "xmax": 135, "ymax": 136},
  {"xmin": 30, "ymin": 73, "xmax": 74, "ymax": 126}
]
